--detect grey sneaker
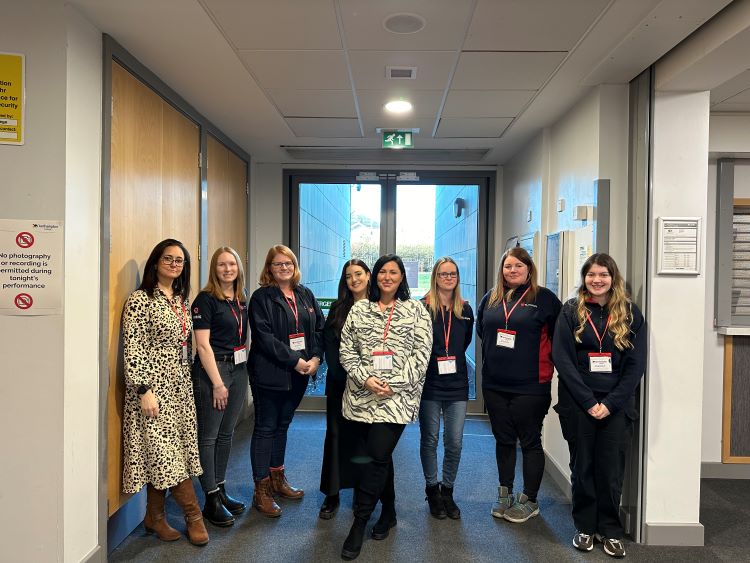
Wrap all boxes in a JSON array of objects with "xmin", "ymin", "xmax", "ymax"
[
  {"xmin": 503, "ymin": 493, "xmax": 539, "ymax": 523},
  {"xmin": 600, "ymin": 537, "xmax": 626, "ymax": 558},
  {"xmin": 573, "ymin": 531, "xmax": 594, "ymax": 552},
  {"xmin": 490, "ymin": 485, "xmax": 514, "ymax": 518}
]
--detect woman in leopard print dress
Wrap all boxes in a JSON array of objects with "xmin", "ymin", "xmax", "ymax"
[{"xmin": 121, "ymin": 239, "xmax": 208, "ymax": 546}]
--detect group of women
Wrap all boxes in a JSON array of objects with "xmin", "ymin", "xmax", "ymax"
[{"xmin": 121, "ymin": 238, "xmax": 646, "ymax": 560}]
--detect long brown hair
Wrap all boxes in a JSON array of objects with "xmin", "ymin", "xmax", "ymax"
[
  {"xmin": 487, "ymin": 247, "xmax": 538, "ymax": 308},
  {"xmin": 574, "ymin": 253, "xmax": 633, "ymax": 350},
  {"xmin": 202, "ymin": 246, "xmax": 247, "ymax": 302},
  {"xmin": 259, "ymin": 244, "xmax": 301, "ymax": 288},
  {"xmin": 425, "ymin": 257, "xmax": 466, "ymax": 320}
]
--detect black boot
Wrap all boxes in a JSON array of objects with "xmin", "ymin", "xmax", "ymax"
[
  {"xmin": 202, "ymin": 490, "xmax": 234, "ymax": 527},
  {"xmin": 425, "ymin": 484, "xmax": 447, "ymax": 519},
  {"xmin": 341, "ymin": 517, "xmax": 367, "ymax": 560},
  {"xmin": 217, "ymin": 483, "xmax": 246, "ymax": 515},
  {"xmin": 371, "ymin": 504, "xmax": 397, "ymax": 540},
  {"xmin": 320, "ymin": 494, "xmax": 340, "ymax": 520},
  {"xmin": 440, "ymin": 484, "xmax": 460, "ymax": 520}
]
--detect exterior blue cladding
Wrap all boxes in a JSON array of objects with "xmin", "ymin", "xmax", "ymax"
[{"xmin": 433, "ymin": 184, "xmax": 479, "ymax": 399}]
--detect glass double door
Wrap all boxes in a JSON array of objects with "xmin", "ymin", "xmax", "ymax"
[{"xmin": 290, "ymin": 171, "xmax": 489, "ymax": 414}]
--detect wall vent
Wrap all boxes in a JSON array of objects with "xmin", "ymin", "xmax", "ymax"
[{"xmin": 386, "ymin": 66, "xmax": 417, "ymax": 80}]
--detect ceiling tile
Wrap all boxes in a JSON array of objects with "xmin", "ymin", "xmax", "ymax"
[
  {"xmin": 238, "ymin": 51, "xmax": 350, "ymax": 90},
  {"xmin": 452, "ymin": 52, "xmax": 566, "ymax": 90},
  {"xmin": 202, "ymin": 0, "xmax": 341, "ymax": 50},
  {"xmin": 442, "ymin": 90, "xmax": 535, "ymax": 117},
  {"xmin": 711, "ymin": 102, "xmax": 750, "ymax": 112},
  {"xmin": 357, "ymin": 90, "xmax": 444, "ymax": 118},
  {"xmin": 267, "ymin": 90, "xmax": 356, "ymax": 117},
  {"xmin": 341, "ymin": 0, "xmax": 474, "ymax": 51},
  {"xmin": 349, "ymin": 51, "xmax": 455, "ymax": 90},
  {"xmin": 436, "ymin": 117, "xmax": 513, "ymax": 138},
  {"xmin": 285, "ymin": 117, "xmax": 362, "ymax": 138},
  {"xmin": 360, "ymin": 116, "xmax": 436, "ymax": 138},
  {"xmin": 465, "ymin": 0, "xmax": 610, "ymax": 51}
]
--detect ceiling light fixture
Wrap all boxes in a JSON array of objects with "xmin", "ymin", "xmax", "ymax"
[
  {"xmin": 383, "ymin": 13, "xmax": 426, "ymax": 34},
  {"xmin": 385, "ymin": 99, "xmax": 413, "ymax": 114}
]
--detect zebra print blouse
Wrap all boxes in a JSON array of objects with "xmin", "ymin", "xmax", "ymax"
[{"xmin": 340, "ymin": 298, "xmax": 433, "ymax": 424}]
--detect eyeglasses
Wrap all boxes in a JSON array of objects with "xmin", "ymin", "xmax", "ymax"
[
  {"xmin": 271, "ymin": 261, "xmax": 294, "ymax": 270},
  {"xmin": 161, "ymin": 256, "xmax": 186, "ymax": 266},
  {"xmin": 437, "ymin": 272, "xmax": 458, "ymax": 279}
]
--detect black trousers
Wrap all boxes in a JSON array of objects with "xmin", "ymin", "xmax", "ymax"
[
  {"xmin": 484, "ymin": 388, "xmax": 551, "ymax": 500},
  {"xmin": 556, "ymin": 383, "xmax": 634, "ymax": 538},
  {"xmin": 348, "ymin": 421, "xmax": 405, "ymax": 520}
]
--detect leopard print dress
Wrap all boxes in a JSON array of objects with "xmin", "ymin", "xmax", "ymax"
[{"xmin": 121, "ymin": 289, "xmax": 202, "ymax": 493}]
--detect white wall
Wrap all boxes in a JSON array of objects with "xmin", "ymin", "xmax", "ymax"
[{"xmin": 64, "ymin": 5, "xmax": 102, "ymax": 561}]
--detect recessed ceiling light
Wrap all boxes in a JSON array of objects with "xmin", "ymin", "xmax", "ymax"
[{"xmin": 385, "ymin": 100, "xmax": 413, "ymax": 114}]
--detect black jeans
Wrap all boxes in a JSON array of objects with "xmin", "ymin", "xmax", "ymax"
[
  {"xmin": 556, "ymin": 383, "xmax": 634, "ymax": 538},
  {"xmin": 193, "ymin": 359, "xmax": 248, "ymax": 492},
  {"xmin": 250, "ymin": 377, "xmax": 307, "ymax": 481},
  {"xmin": 484, "ymin": 388, "xmax": 551, "ymax": 500},
  {"xmin": 349, "ymin": 421, "xmax": 405, "ymax": 520}
]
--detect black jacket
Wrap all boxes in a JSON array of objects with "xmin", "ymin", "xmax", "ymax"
[
  {"xmin": 247, "ymin": 284, "xmax": 325, "ymax": 391},
  {"xmin": 323, "ymin": 312, "xmax": 346, "ymax": 392},
  {"xmin": 552, "ymin": 298, "xmax": 647, "ymax": 415}
]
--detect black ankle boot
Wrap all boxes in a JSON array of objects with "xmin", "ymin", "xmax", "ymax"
[
  {"xmin": 217, "ymin": 483, "xmax": 246, "ymax": 515},
  {"xmin": 371, "ymin": 505, "xmax": 397, "ymax": 540},
  {"xmin": 341, "ymin": 517, "xmax": 367, "ymax": 560},
  {"xmin": 202, "ymin": 490, "xmax": 235, "ymax": 527},
  {"xmin": 440, "ymin": 484, "xmax": 460, "ymax": 519},
  {"xmin": 425, "ymin": 484, "xmax": 447, "ymax": 519},
  {"xmin": 320, "ymin": 494, "xmax": 340, "ymax": 520}
]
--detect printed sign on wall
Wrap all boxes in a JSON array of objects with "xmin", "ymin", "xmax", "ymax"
[
  {"xmin": 0, "ymin": 52, "xmax": 25, "ymax": 145},
  {"xmin": 0, "ymin": 219, "xmax": 63, "ymax": 315}
]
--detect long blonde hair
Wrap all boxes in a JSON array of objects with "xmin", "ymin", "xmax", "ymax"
[
  {"xmin": 425, "ymin": 257, "xmax": 466, "ymax": 319},
  {"xmin": 202, "ymin": 246, "xmax": 246, "ymax": 302},
  {"xmin": 259, "ymin": 244, "xmax": 301, "ymax": 288},
  {"xmin": 487, "ymin": 247, "xmax": 538, "ymax": 308},
  {"xmin": 574, "ymin": 253, "xmax": 633, "ymax": 350}
]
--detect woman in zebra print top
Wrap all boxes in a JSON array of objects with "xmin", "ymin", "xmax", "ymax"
[{"xmin": 338, "ymin": 254, "xmax": 432, "ymax": 560}]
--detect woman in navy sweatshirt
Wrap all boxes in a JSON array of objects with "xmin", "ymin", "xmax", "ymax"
[
  {"xmin": 477, "ymin": 247, "xmax": 561, "ymax": 524},
  {"xmin": 552, "ymin": 253, "xmax": 646, "ymax": 559}
]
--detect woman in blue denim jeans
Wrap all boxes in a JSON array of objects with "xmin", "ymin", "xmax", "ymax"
[
  {"xmin": 191, "ymin": 246, "xmax": 249, "ymax": 527},
  {"xmin": 419, "ymin": 257, "xmax": 474, "ymax": 520}
]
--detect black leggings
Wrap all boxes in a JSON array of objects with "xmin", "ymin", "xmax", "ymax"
[{"xmin": 484, "ymin": 389, "xmax": 551, "ymax": 501}]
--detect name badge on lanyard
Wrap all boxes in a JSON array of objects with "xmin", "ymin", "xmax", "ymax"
[
  {"xmin": 289, "ymin": 333, "xmax": 306, "ymax": 351},
  {"xmin": 181, "ymin": 342, "xmax": 189, "ymax": 365},
  {"xmin": 372, "ymin": 350, "xmax": 394, "ymax": 371},
  {"xmin": 437, "ymin": 356, "xmax": 457, "ymax": 374},
  {"xmin": 496, "ymin": 329, "xmax": 516, "ymax": 349},
  {"xmin": 589, "ymin": 352, "xmax": 612, "ymax": 373},
  {"xmin": 168, "ymin": 296, "xmax": 190, "ymax": 366},
  {"xmin": 227, "ymin": 297, "xmax": 247, "ymax": 364},
  {"xmin": 233, "ymin": 345, "xmax": 247, "ymax": 364}
]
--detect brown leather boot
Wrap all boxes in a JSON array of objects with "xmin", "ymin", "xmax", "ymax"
[
  {"xmin": 253, "ymin": 476, "xmax": 282, "ymax": 517},
  {"xmin": 170, "ymin": 479, "xmax": 209, "ymax": 546},
  {"xmin": 269, "ymin": 466, "xmax": 304, "ymax": 499},
  {"xmin": 143, "ymin": 484, "xmax": 181, "ymax": 541}
]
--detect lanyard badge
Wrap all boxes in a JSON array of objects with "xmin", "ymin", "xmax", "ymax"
[
  {"xmin": 168, "ymin": 297, "xmax": 190, "ymax": 365},
  {"xmin": 372, "ymin": 302, "xmax": 396, "ymax": 371},
  {"xmin": 496, "ymin": 287, "xmax": 530, "ymax": 349},
  {"xmin": 285, "ymin": 292, "xmax": 307, "ymax": 351},
  {"xmin": 586, "ymin": 311, "xmax": 612, "ymax": 373},
  {"xmin": 227, "ymin": 297, "xmax": 247, "ymax": 364},
  {"xmin": 437, "ymin": 306, "xmax": 457, "ymax": 374}
]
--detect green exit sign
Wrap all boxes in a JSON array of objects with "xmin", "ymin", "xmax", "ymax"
[{"xmin": 382, "ymin": 130, "xmax": 414, "ymax": 149}]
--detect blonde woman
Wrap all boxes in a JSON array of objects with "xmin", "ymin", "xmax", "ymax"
[
  {"xmin": 191, "ymin": 247, "xmax": 249, "ymax": 527},
  {"xmin": 552, "ymin": 253, "xmax": 646, "ymax": 558},
  {"xmin": 247, "ymin": 245, "xmax": 325, "ymax": 517},
  {"xmin": 476, "ymin": 247, "xmax": 561, "ymax": 523},
  {"xmin": 418, "ymin": 257, "xmax": 474, "ymax": 520}
]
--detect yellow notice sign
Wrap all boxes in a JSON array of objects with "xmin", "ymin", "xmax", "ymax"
[{"xmin": 0, "ymin": 52, "xmax": 24, "ymax": 145}]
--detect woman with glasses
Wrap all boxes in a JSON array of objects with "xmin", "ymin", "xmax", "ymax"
[
  {"xmin": 552, "ymin": 253, "xmax": 646, "ymax": 558},
  {"xmin": 190, "ymin": 247, "xmax": 249, "ymax": 527},
  {"xmin": 477, "ymin": 247, "xmax": 561, "ymax": 524},
  {"xmin": 418, "ymin": 257, "xmax": 474, "ymax": 520},
  {"xmin": 319, "ymin": 259, "xmax": 371, "ymax": 519},
  {"xmin": 122, "ymin": 239, "xmax": 208, "ymax": 546},
  {"xmin": 338, "ymin": 254, "xmax": 432, "ymax": 560},
  {"xmin": 247, "ymin": 244, "xmax": 325, "ymax": 517}
]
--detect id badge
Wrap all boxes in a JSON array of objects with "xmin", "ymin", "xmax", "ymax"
[
  {"xmin": 437, "ymin": 356, "xmax": 457, "ymax": 374},
  {"xmin": 289, "ymin": 333, "xmax": 306, "ymax": 351},
  {"xmin": 233, "ymin": 345, "xmax": 247, "ymax": 365},
  {"xmin": 496, "ymin": 329, "xmax": 516, "ymax": 349},
  {"xmin": 181, "ymin": 342, "xmax": 189, "ymax": 366},
  {"xmin": 372, "ymin": 350, "xmax": 394, "ymax": 371},
  {"xmin": 589, "ymin": 352, "xmax": 613, "ymax": 373}
]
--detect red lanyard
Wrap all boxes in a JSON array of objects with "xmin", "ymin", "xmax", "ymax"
[
  {"xmin": 226, "ymin": 297, "xmax": 244, "ymax": 343},
  {"xmin": 167, "ymin": 297, "xmax": 188, "ymax": 342},
  {"xmin": 380, "ymin": 301, "xmax": 397, "ymax": 347},
  {"xmin": 285, "ymin": 291, "xmax": 300, "ymax": 332},
  {"xmin": 440, "ymin": 306, "xmax": 452, "ymax": 355},
  {"xmin": 586, "ymin": 311, "xmax": 611, "ymax": 352},
  {"xmin": 502, "ymin": 287, "xmax": 530, "ymax": 329}
]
